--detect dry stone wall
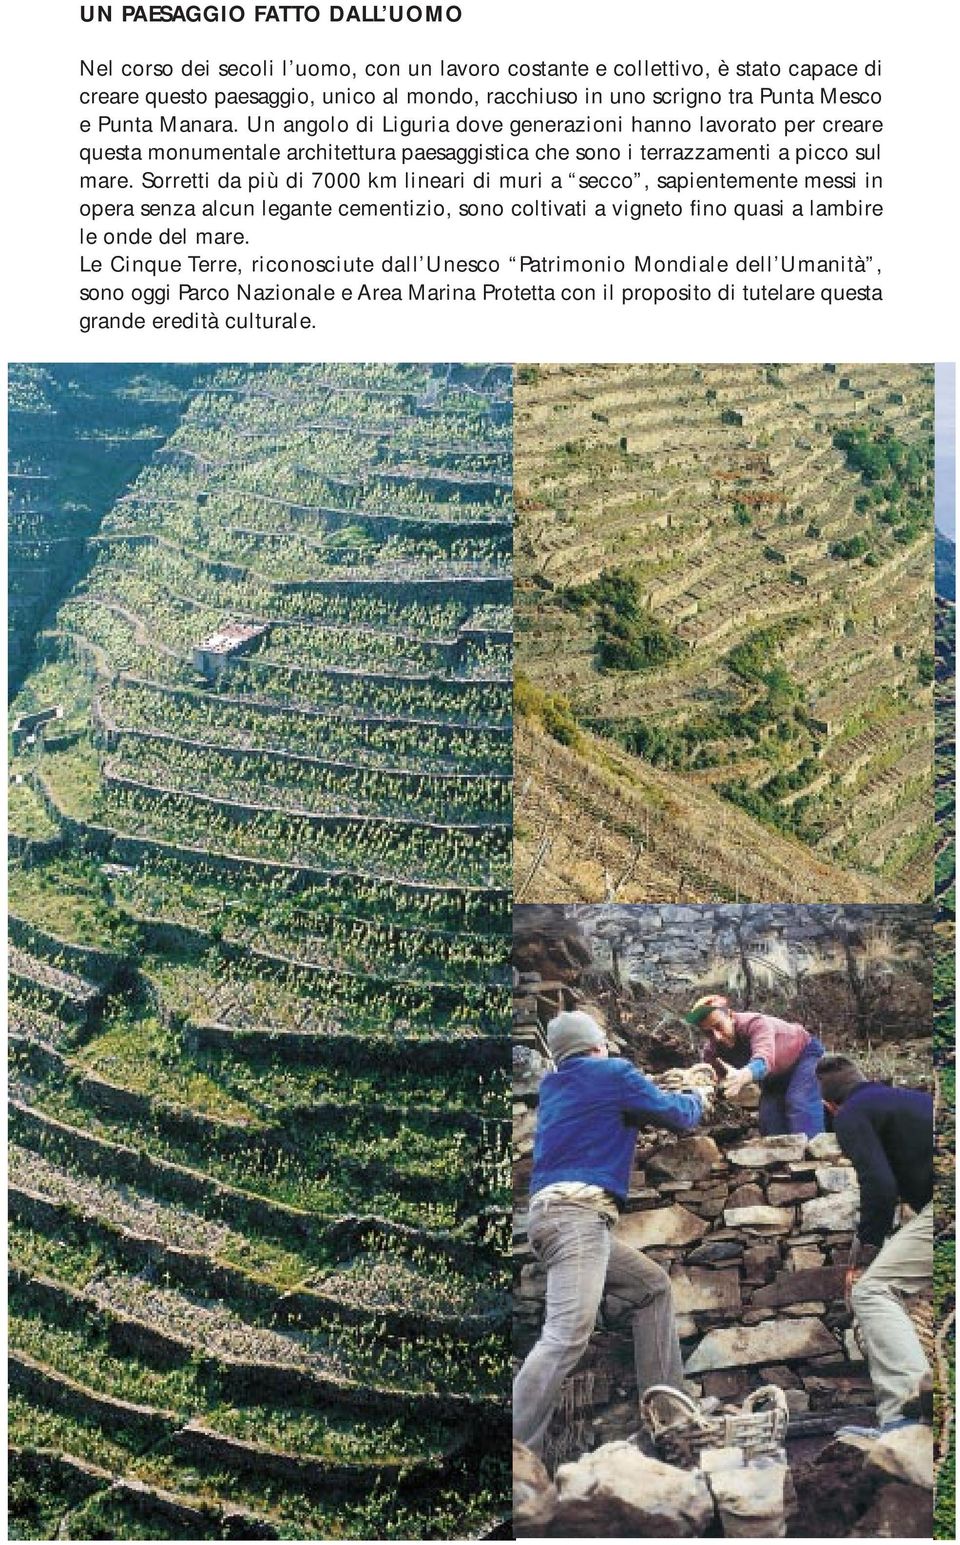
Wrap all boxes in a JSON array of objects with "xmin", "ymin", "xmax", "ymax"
[
  {"xmin": 571, "ymin": 902, "xmax": 933, "ymax": 1046},
  {"xmin": 512, "ymin": 964, "xmax": 916, "ymax": 1469}
]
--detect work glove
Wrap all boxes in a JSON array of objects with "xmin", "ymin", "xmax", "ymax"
[
  {"xmin": 656, "ymin": 1068, "xmax": 687, "ymax": 1092},
  {"xmin": 720, "ymin": 1064, "xmax": 753, "ymax": 1099},
  {"xmin": 694, "ymin": 1082, "xmax": 716, "ymax": 1118}
]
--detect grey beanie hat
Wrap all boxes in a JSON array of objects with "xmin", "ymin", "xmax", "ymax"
[{"xmin": 547, "ymin": 1010, "xmax": 606, "ymax": 1063}]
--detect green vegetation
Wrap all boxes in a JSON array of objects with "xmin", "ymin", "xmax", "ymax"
[
  {"xmin": 933, "ymin": 594, "xmax": 955, "ymax": 1539},
  {"xmin": 833, "ymin": 423, "xmax": 934, "ymax": 550},
  {"xmin": 8, "ymin": 362, "xmax": 511, "ymax": 1539},
  {"xmin": 834, "ymin": 423, "xmax": 928, "ymax": 487},
  {"xmin": 515, "ymin": 669, "xmax": 583, "ymax": 749},
  {"xmin": 562, "ymin": 568, "xmax": 684, "ymax": 672},
  {"xmin": 8, "ymin": 780, "xmax": 60, "ymax": 840},
  {"xmin": 9, "ymin": 857, "xmax": 138, "ymax": 951},
  {"xmin": 830, "ymin": 534, "xmax": 871, "ymax": 560},
  {"xmin": 8, "ymin": 365, "xmax": 213, "ymax": 699},
  {"xmin": 598, "ymin": 642, "xmax": 807, "ymax": 780},
  {"xmin": 727, "ymin": 624, "xmax": 798, "ymax": 685},
  {"xmin": 717, "ymin": 764, "xmax": 823, "ymax": 841},
  {"xmin": 515, "ymin": 363, "xmax": 935, "ymax": 901}
]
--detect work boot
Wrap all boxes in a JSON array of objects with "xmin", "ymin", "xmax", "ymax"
[
  {"xmin": 837, "ymin": 1416, "xmax": 925, "ymax": 1442},
  {"xmin": 901, "ymin": 1373, "xmax": 934, "ymax": 1424}
]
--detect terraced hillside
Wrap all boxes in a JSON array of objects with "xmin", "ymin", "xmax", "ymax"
[
  {"xmin": 933, "ymin": 570, "xmax": 956, "ymax": 1536},
  {"xmin": 935, "ymin": 591, "xmax": 956, "ymax": 920},
  {"xmin": 8, "ymin": 363, "xmax": 512, "ymax": 1540},
  {"xmin": 516, "ymin": 363, "xmax": 935, "ymax": 903},
  {"xmin": 8, "ymin": 365, "xmax": 210, "ymax": 699}
]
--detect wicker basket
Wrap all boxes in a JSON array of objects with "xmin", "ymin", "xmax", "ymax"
[{"xmin": 641, "ymin": 1384, "xmax": 789, "ymax": 1468}]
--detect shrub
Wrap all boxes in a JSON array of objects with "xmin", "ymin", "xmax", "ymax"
[
  {"xmin": 562, "ymin": 568, "xmax": 683, "ymax": 674},
  {"xmin": 830, "ymin": 535, "xmax": 869, "ymax": 560},
  {"xmin": 514, "ymin": 670, "xmax": 582, "ymax": 749},
  {"xmin": 727, "ymin": 625, "xmax": 791, "ymax": 684}
]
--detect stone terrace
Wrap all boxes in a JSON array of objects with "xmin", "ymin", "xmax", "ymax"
[{"xmin": 516, "ymin": 363, "xmax": 935, "ymax": 901}]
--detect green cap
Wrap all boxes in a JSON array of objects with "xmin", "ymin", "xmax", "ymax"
[{"xmin": 684, "ymin": 995, "xmax": 726, "ymax": 1028}]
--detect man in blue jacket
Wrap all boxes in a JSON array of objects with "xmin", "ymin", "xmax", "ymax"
[
  {"xmin": 816, "ymin": 1053, "xmax": 933, "ymax": 1436},
  {"xmin": 513, "ymin": 1009, "xmax": 710, "ymax": 1457}
]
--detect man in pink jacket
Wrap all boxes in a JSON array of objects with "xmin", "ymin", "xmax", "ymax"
[{"xmin": 685, "ymin": 994, "xmax": 825, "ymax": 1137}]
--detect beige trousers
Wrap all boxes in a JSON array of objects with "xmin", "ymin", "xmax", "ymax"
[{"xmin": 850, "ymin": 1201, "xmax": 933, "ymax": 1425}]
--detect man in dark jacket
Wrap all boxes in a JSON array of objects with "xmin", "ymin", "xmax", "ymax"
[
  {"xmin": 513, "ymin": 1009, "xmax": 711, "ymax": 1457},
  {"xmin": 816, "ymin": 1053, "xmax": 934, "ymax": 1435}
]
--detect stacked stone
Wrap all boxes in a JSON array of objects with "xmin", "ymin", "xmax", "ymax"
[
  {"xmin": 576, "ymin": 902, "xmax": 932, "ymax": 1045},
  {"xmin": 513, "ymin": 971, "xmax": 877, "ymax": 1462}
]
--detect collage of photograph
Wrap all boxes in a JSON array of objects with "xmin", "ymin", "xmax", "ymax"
[
  {"xmin": 6, "ymin": 361, "xmax": 955, "ymax": 1541},
  {"xmin": 511, "ymin": 362, "xmax": 953, "ymax": 1540}
]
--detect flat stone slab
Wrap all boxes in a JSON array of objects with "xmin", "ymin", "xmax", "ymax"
[
  {"xmin": 513, "ymin": 1108, "xmax": 536, "ymax": 1147},
  {"xmin": 758, "ymin": 1363, "xmax": 801, "ymax": 1389},
  {"xmin": 616, "ymin": 1203, "xmax": 709, "ymax": 1249},
  {"xmin": 724, "ymin": 1205, "xmax": 795, "ymax": 1231},
  {"xmin": 806, "ymin": 1132, "xmax": 842, "ymax": 1159},
  {"xmin": 767, "ymin": 1180, "xmax": 818, "ymax": 1205},
  {"xmin": 816, "ymin": 1165, "xmax": 858, "ymax": 1193},
  {"xmin": 831, "ymin": 1427, "xmax": 934, "ymax": 1493},
  {"xmin": 729, "ymin": 1135, "xmax": 809, "ymax": 1167},
  {"xmin": 752, "ymin": 1265, "xmax": 846, "ymax": 1308},
  {"xmin": 743, "ymin": 1242, "xmax": 780, "ymax": 1276},
  {"xmin": 844, "ymin": 1329, "xmax": 866, "ymax": 1363},
  {"xmin": 801, "ymin": 1192, "xmax": 859, "ymax": 1231},
  {"xmin": 787, "ymin": 1247, "xmax": 825, "ymax": 1270},
  {"xmin": 670, "ymin": 1266, "xmax": 742, "ymax": 1316},
  {"xmin": 647, "ymin": 1135, "xmax": 723, "ymax": 1183},
  {"xmin": 517, "ymin": 1264, "xmax": 546, "ymax": 1300},
  {"xmin": 685, "ymin": 1315, "xmax": 838, "ymax": 1372},
  {"xmin": 624, "ymin": 1186, "xmax": 662, "ymax": 1207},
  {"xmin": 687, "ymin": 1240, "xmax": 744, "ymax": 1267},
  {"xmin": 727, "ymin": 1182, "xmax": 765, "ymax": 1209}
]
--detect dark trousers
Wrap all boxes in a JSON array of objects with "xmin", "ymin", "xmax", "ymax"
[{"xmin": 758, "ymin": 1038, "xmax": 825, "ymax": 1138}]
